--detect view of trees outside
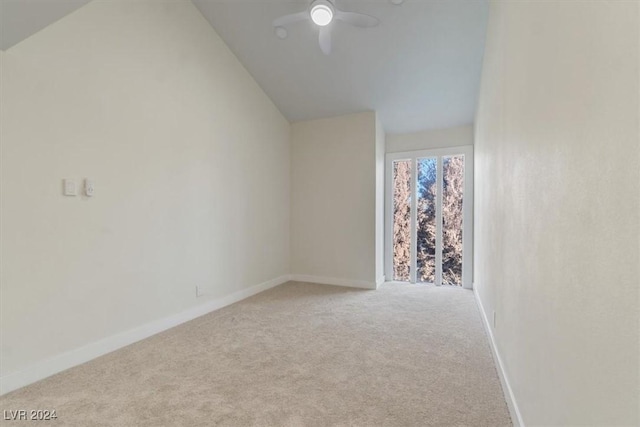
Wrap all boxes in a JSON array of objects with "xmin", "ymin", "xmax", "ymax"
[
  {"xmin": 441, "ymin": 156, "xmax": 464, "ymax": 286},
  {"xmin": 392, "ymin": 155, "xmax": 465, "ymax": 286},
  {"xmin": 392, "ymin": 160, "xmax": 411, "ymax": 281},
  {"xmin": 416, "ymin": 158, "xmax": 437, "ymax": 282}
]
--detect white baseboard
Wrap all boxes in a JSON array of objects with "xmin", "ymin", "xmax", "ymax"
[
  {"xmin": 291, "ymin": 274, "xmax": 376, "ymax": 290},
  {"xmin": 473, "ymin": 285, "xmax": 525, "ymax": 427},
  {"xmin": 376, "ymin": 275, "xmax": 386, "ymax": 287},
  {"xmin": 0, "ymin": 274, "xmax": 291, "ymax": 396}
]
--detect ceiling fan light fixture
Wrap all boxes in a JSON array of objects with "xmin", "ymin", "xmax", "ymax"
[
  {"xmin": 273, "ymin": 0, "xmax": 378, "ymax": 55},
  {"xmin": 310, "ymin": 1, "xmax": 334, "ymax": 26}
]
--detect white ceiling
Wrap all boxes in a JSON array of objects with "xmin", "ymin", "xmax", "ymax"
[
  {"xmin": 0, "ymin": 0, "xmax": 91, "ymax": 51},
  {"xmin": 192, "ymin": 0, "xmax": 489, "ymax": 134},
  {"xmin": 0, "ymin": 0, "xmax": 489, "ymax": 134}
]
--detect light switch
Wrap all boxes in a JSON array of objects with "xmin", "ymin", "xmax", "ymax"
[
  {"xmin": 63, "ymin": 179, "xmax": 77, "ymax": 196},
  {"xmin": 84, "ymin": 179, "xmax": 94, "ymax": 197}
]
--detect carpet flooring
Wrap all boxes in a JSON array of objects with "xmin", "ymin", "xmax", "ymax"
[{"xmin": 0, "ymin": 282, "xmax": 511, "ymax": 426}]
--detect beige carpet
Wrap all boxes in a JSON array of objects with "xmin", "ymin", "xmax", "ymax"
[{"xmin": 0, "ymin": 282, "xmax": 511, "ymax": 426}]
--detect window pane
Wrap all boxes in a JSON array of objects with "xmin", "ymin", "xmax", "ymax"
[
  {"xmin": 442, "ymin": 155, "xmax": 464, "ymax": 286},
  {"xmin": 416, "ymin": 158, "xmax": 437, "ymax": 283},
  {"xmin": 392, "ymin": 160, "xmax": 411, "ymax": 281}
]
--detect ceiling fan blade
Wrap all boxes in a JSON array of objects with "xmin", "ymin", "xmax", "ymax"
[
  {"xmin": 319, "ymin": 26, "xmax": 332, "ymax": 55},
  {"xmin": 335, "ymin": 10, "xmax": 379, "ymax": 28},
  {"xmin": 272, "ymin": 11, "xmax": 308, "ymax": 28}
]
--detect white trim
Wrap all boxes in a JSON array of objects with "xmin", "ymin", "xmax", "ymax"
[
  {"xmin": 376, "ymin": 275, "xmax": 386, "ymax": 287},
  {"xmin": 291, "ymin": 274, "xmax": 376, "ymax": 290},
  {"xmin": 435, "ymin": 155, "xmax": 443, "ymax": 286},
  {"xmin": 409, "ymin": 157, "xmax": 418, "ymax": 283},
  {"xmin": 0, "ymin": 275, "xmax": 291, "ymax": 396},
  {"xmin": 388, "ymin": 145, "xmax": 472, "ymax": 160},
  {"xmin": 473, "ymin": 284, "xmax": 525, "ymax": 427}
]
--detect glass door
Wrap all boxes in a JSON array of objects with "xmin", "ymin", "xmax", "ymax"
[{"xmin": 385, "ymin": 147, "xmax": 473, "ymax": 288}]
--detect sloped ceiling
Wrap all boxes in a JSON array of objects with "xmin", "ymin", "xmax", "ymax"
[
  {"xmin": 192, "ymin": 0, "xmax": 489, "ymax": 133},
  {"xmin": 1, "ymin": 0, "xmax": 489, "ymax": 134},
  {"xmin": 0, "ymin": 0, "xmax": 91, "ymax": 51}
]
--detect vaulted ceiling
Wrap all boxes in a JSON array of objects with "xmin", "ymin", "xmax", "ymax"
[
  {"xmin": 0, "ymin": 0, "xmax": 91, "ymax": 51},
  {"xmin": 0, "ymin": 0, "xmax": 489, "ymax": 134}
]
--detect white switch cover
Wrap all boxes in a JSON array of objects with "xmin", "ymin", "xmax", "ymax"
[
  {"xmin": 84, "ymin": 179, "xmax": 94, "ymax": 197},
  {"xmin": 63, "ymin": 179, "xmax": 77, "ymax": 196}
]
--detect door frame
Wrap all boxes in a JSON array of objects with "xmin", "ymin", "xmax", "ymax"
[{"xmin": 385, "ymin": 145, "xmax": 474, "ymax": 289}]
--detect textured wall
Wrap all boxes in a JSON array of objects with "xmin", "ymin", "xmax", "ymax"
[
  {"xmin": 375, "ymin": 114, "xmax": 386, "ymax": 285},
  {"xmin": 386, "ymin": 124, "xmax": 473, "ymax": 153},
  {"xmin": 290, "ymin": 112, "xmax": 378, "ymax": 287},
  {"xmin": 1, "ymin": 0, "xmax": 290, "ymax": 378},
  {"xmin": 474, "ymin": 1, "xmax": 639, "ymax": 424}
]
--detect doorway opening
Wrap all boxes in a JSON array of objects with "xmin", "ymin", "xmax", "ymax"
[{"xmin": 385, "ymin": 146, "xmax": 473, "ymax": 288}]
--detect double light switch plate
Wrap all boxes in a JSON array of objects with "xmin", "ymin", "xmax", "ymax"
[{"xmin": 63, "ymin": 179, "xmax": 94, "ymax": 197}]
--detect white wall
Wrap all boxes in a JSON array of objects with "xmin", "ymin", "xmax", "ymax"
[
  {"xmin": 290, "ymin": 112, "xmax": 379, "ymax": 288},
  {"xmin": 375, "ymin": 114, "xmax": 386, "ymax": 285},
  {"xmin": 0, "ymin": 0, "xmax": 290, "ymax": 387},
  {"xmin": 386, "ymin": 124, "xmax": 473, "ymax": 153},
  {"xmin": 474, "ymin": 1, "xmax": 639, "ymax": 425}
]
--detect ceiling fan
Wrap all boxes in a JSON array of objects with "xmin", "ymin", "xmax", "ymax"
[{"xmin": 273, "ymin": 0, "xmax": 401, "ymax": 55}]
